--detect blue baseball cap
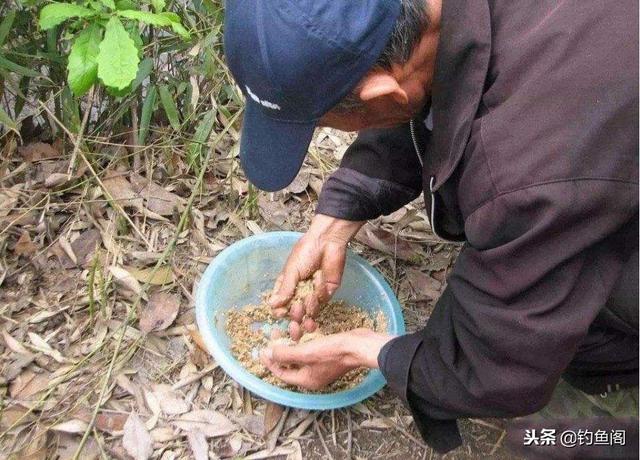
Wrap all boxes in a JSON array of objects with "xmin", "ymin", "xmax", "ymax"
[{"xmin": 224, "ymin": 0, "xmax": 400, "ymax": 191}]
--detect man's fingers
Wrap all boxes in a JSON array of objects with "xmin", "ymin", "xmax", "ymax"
[
  {"xmin": 272, "ymin": 307, "xmax": 288, "ymax": 318},
  {"xmin": 304, "ymin": 294, "xmax": 320, "ymax": 318},
  {"xmin": 302, "ymin": 317, "xmax": 317, "ymax": 333},
  {"xmin": 321, "ymin": 245, "xmax": 346, "ymax": 297},
  {"xmin": 260, "ymin": 350, "xmax": 309, "ymax": 387},
  {"xmin": 290, "ymin": 301, "xmax": 304, "ymax": 322},
  {"xmin": 273, "ymin": 274, "xmax": 283, "ymax": 294},
  {"xmin": 269, "ymin": 342, "xmax": 316, "ymax": 365},
  {"xmin": 312, "ymin": 270, "xmax": 329, "ymax": 304},
  {"xmin": 289, "ymin": 321, "xmax": 302, "ymax": 341},
  {"xmin": 269, "ymin": 265, "xmax": 299, "ymax": 307}
]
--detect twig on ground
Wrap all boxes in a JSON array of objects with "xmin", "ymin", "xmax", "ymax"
[
  {"xmin": 489, "ymin": 430, "xmax": 506, "ymax": 456},
  {"xmin": 172, "ymin": 363, "xmax": 218, "ymax": 390},
  {"xmin": 67, "ymin": 86, "xmax": 96, "ymax": 178},
  {"xmin": 314, "ymin": 419, "xmax": 335, "ymax": 460},
  {"xmin": 73, "ymin": 309, "xmax": 133, "ymax": 459}
]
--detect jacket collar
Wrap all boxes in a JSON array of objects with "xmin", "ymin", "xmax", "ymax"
[{"xmin": 425, "ymin": 0, "xmax": 492, "ymax": 191}]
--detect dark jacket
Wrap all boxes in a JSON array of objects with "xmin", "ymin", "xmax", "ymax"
[{"xmin": 316, "ymin": 0, "xmax": 638, "ymax": 453}]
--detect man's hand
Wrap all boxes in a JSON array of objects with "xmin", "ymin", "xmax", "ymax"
[
  {"xmin": 269, "ymin": 214, "xmax": 364, "ymax": 340},
  {"xmin": 260, "ymin": 329, "xmax": 394, "ymax": 390}
]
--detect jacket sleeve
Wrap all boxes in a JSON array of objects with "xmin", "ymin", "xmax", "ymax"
[
  {"xmin": 316, "ymin": 123, "xmax": 424, "ymax": 221},
  {"xmin": 378, "ymin": 179, "xmax": 638, "ymax": 452}
]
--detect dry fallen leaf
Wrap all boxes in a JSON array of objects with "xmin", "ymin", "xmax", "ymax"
[
  {"xmin": 150, "ymin": 426, "xmax": 176, "ymax": 443},
  {"xmin": 257, "ymin": 195, "xmax": 288, "ymax": 227},
  {"xmin": 18, "ymin": 142, "xmax": 59, "ymax": 161},
  {"xmin": 44, "ymin": 173, "xmax": 70, "ymax": 188},
  {"xmin": 28, "ymin": 332, "xmax": 67, "ymax": 363},
  {"xmin": 0, "ymin": 405, "xmax": 34, "ymax": 430},
  {"xmin": 246, "ymin": 220, "xmax": 263, "ymax": 235},
  {"xmin": 94, "ymin": 412, "xmax": 128, "ymax": 434},
  {"xmin": 51, "ymin": 419, "xmax": 89, "ymax": 434},
  {"xmin": 284, "ymin": 169, "xmax": 310, "ymax": 194},
  {"xmin": 55, "ymin": 433, "xmax": 100, "ymax": 460},
  {"xmin": 236, "ymin": 414, "xmax": 264, "ymax": 436},
  {"xmin": 404, "ymin": 268, "xmax": 442, "ymax": 300},
  {"xmin": 229, "ymin": 433, "xmax": 244, "ymax": 456},
  {"xmin": 109, "ymin": 266, "xmax": 143, "ymax": 297},
  {"xmin": 122, "ymin": 412, "xmax": 153, "ymax": 460},
  {"xmin": 152, "ymin": 384, "xmax": 189, "ymax": 415},
  {"xmin": 263, "ymin": 402, "xmax": 285, "ymax": 436},
  {"xmin": 186, "ymin": 429, "xmax": 208, "ymax": 460},
  {"xmin": 173, "ymin": 410, "xmax": 236, "ymax": 438},
  {"xmin": 2, "ymin": 330, "xmax": 30, "ymax": 354},
  {"xmin": 355, "ymin": 224, "xmax": 424, "ymax": 263},
  {"xmin": 360, "ymin": 417, "xmax": 392, "ymax": 430},
  {"xmin": 126, "ymin": 266, "xmax": 174, "ymax": 286},
  {"xmin": 103, "ymin": 174, "xmax": 144, "ymax": 212},
  {"xmin": 3, "ymin": 353, "xmax": 35, "ymax": 382},
  {"xmin": 143, "ymin": 389, "xmax": 161, "ymax": 429},
  {"xmin": 14, "ymin": 232, "xmax": 38, "ymax": 257},
  {"xmin": 188, "ymin": 328, "xmax": 208, "ymax": 353},
  {"xmin": 9, "ymin": 370, "xmax": 49, "ymax": 400},
  {"xmin": 265, "ymin": 406, "xmax": 289, "ymax": 453},
  {"xmin": 130, "ymin": 173, "xmax": 184, "ymax": 216},
  {"xmin": 139, "ymin": 292, "xmax": 180, "ymax": 333},
  {"xmin": 62, "ymin": 229, "xmax": 102, "ymax": 268},
  {"xmin": 58, "ymin": 236, "xmax": 77, "ymax": 265}
]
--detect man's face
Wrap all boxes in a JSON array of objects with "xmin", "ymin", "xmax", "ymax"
[{"xmin": 317, "ymin": 23, "xmax": 439, "ymax": 132}]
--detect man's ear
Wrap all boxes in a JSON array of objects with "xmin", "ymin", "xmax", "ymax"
[{"xmin": 358, "ymin": 71, "xmax": 409, "ymax": 106}]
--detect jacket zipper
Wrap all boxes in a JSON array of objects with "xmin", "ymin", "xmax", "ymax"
[
  {"xmin": 410, "ymin": 118, "xmax": 454, "ymax": 242},
  {"xmin": 409, "ymin": 119, "xmax": 424, "ymax": 167}
]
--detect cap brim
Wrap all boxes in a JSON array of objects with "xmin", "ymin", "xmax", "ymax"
[{"xmin": 239, "ymin": 100, "xmax": 315, "ymax": 192}]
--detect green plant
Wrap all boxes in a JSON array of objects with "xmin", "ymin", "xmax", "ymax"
[{"xmin": 38, "ymin": 0, "xmax": 190, "ymax": 96}]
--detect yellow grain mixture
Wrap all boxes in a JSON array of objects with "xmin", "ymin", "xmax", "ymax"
[{"xmin": 224, "ymin": 282, "xmax": 386, "ymax": 393}]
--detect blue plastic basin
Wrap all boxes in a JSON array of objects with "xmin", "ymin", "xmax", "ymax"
[{"xmin": 195, "ymin": 231, "xmax": 405, "ymax": 410}]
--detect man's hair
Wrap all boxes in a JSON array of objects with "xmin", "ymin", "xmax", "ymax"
[{"xmin": 333, "ymin": 0, "xmax": 429, "ymax": 112}]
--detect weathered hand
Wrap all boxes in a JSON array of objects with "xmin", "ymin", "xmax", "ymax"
[
  {"xmin": 268, "ymin": 214, "xmax": 364, "ymax": 340},
  {"xmin": 260, "ymin": 329, "xmax": 394, "ymax": 390}
]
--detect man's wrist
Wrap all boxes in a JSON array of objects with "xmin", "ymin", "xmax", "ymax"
[
  {"xmin": 347, "ymin": 329, "xmax": 395, "ymax": 369},
  {"xmin": 309, "ymin": 214, "xmax": 364, "ymax": 244}
]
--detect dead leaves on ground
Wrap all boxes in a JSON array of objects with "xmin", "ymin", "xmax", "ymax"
[
  {"xmin": 139, "ymin": 292, "xmax": 180, "ymax": 333},
  {"xmin": 123, "ymin": 412, "xmax": 153, "ymax": 460},
  {"xmin": 103, "ymin": 172, "xmax": 184, "ymax": 218},
  {"xmin": 355, "ymin": 223, "xmax": 426, "ymax": 263},
  {"xmin": 0, "ymin": 130, "xmax": 464, "ymax": 459}
]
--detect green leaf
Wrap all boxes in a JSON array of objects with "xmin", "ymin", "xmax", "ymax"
[
  {"xmin": 114, "ymin": 0, "xmax": 135, "ymax": 10},
  {"xmin": 96, "ymin": 17, "xmax": 139, "ymax": 90},
  {"xmin": 61, "ymin": 86, "xmax": 81, "ymax": 132},
  {"xmin": 0, "ymin": 53, "xmax": 41, "ymax": 77},
  {"xmin": 127, "ymin": 27, "xmax": 144, "ymax": 58},
  {"xmin": 39, "ymin": 3, "xmax": 96, "ymax": 30},
  {"xmin": 117, "ymin": 10, "xmax": 173, "ymax": 26},
  {"xmin": 168, "ymin": 21, "xmax": 190, "ymax": 39},
  {"xmin": 107, "ymin": 56, "xmax": 152, "ymax": 97},
  {"xmin": 99, "ymin": 0, "xmax": 116, "ymax": 9},
  {"xmin": 67, "ymin": 24, "xmax": 102, "ymax": 96},
  {"xmin": 0, "ymin": 10, "xmax": 16, "ymax": 47},
  {"xmin": 158, "ymin": 85, "xmax": 180, "ymax": 130},
  {"xmin": 151, "ymin": 0, "xmax": 165, "ymax": 13},
  {"xmin": 116, "ymin": 10, "xmax": 189, "ymax": 39},
  {"xmin": 188, "ymin": 109, "xmax": 216, "ymax": 172},
  {"xmin": 130, "ymin": 57, "xmax": 153, "ymax": 92},
  {"xmin": 0, "ymin": 105, "xmax": 19, "ymax": 136},
  {"xmin": 14, "ymin": 76, "xmax": 30, "ymax": 119},
  {"xmin": 160, "ymin": 12, "xmax": 190, "ymax": 39},
  {"xmin": 138, "ymin": 84, "xmax": 157, "ymax": 145},
  {"xmin": 160, "ymin": 12, "xmax": 180, "ymax": 22}
]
